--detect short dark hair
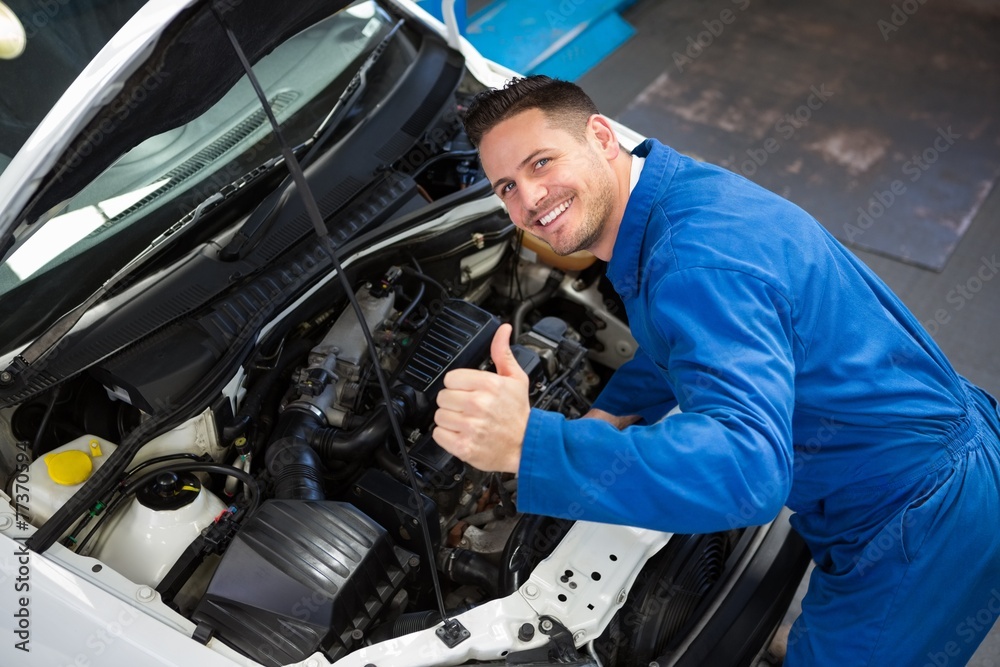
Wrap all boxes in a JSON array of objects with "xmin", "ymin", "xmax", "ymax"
[{"xmin": 463, "ymin": 75, "xmax": 600, "ymax": 148}]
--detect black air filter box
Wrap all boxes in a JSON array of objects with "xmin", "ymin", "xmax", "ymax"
[{"xmin": 193, "ymin": 500, "xmax": 413, "ymax": 665}]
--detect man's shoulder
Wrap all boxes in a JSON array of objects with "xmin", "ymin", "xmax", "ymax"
[{"xmin": 638, "ymin": 147, "xmax": 835, "ymax": 293}]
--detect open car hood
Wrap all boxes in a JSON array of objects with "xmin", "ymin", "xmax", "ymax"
[{"xmin": 0, "ymin": 0, "xmax": 352, "ymax": 263}]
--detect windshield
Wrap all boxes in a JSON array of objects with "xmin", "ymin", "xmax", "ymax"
[{"xmin": 0, "ymin": 1, "xmax": 412, "ymax": 353}]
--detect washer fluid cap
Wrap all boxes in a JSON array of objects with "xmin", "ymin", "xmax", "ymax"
[{"xmin": 44, "ymin": 450, "xmax": 94, "ymax": 486}]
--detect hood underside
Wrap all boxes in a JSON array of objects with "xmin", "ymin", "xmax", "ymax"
[{"xmin": 1, "ymin": 0, "xmax": 353, "ymax": 259}]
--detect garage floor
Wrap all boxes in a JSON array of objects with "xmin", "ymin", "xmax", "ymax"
[
  {"xmin": 577, "ymin": 0, "xmax": 1000, "ymax": 398},
  {"xmin": 572, "ymin": 0, "xmax": 1000, "ymax": 663}
]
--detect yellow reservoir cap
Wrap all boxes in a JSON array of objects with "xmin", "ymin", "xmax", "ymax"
[{"xmin": 44, "ymin": 450, "xmax": 94, "ymax": 486}]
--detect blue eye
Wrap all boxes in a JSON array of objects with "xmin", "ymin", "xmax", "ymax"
[
  {"xmin": 536, "ymin": 158, "xmax": 550, "ymax": 168},
  {"xmin": 500, "ymin": 182, "xmax": 515, "ymax": 196}
]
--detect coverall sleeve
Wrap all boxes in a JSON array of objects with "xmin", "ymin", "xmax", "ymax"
[
  {"xmin": 590, "ymin": 346, "xmax": 678, "ymax": 424},
  {"xmin": 517, "ymin": 267, "xmax": 797, "ymax": 534}
]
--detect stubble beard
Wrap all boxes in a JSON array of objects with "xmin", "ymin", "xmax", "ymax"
[{"xmin": 548, "ymin": 157, "xmax": 616, "ymax": 256}]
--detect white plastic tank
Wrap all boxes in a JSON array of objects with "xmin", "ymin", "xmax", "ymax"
[
  {"xmin": 23, "ymin": 410, "xmax": 224, "ymax": 530},
  {"xmin": 19, "ymin": 411, "xmax": 233, "ymax": 586},
  {"xmin": 90, "ymin": 470, "xmax": 228, "ymax": 587}
]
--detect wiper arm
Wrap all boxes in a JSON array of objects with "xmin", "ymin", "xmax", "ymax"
[
  {"xmin": 304, "ymin": 19, "xmax": 404, "ymax": 167},
  {"xmin": 218, "ymin": 19, "xmax": 403, "ymax": 262},
  {"xmin": 0, "ymin": 156, "xmax": 284, "ymax": 384}
]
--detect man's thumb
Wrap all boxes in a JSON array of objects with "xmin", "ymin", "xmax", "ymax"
[{"xmin": 491, "ymin": 323, "xmax": 522, "ymax": 378}]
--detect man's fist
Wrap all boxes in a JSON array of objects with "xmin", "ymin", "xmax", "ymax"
[{"xmin": 432, "ymin": 323, "xmax": 530, "ymax": 473}]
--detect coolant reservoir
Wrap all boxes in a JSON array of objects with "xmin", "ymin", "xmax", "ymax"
[
  {"xmin": 24, "ymin": 435, "xmax": 118, "ymax": 527},
  {"xmin": 21, "ymin": 411, "xmax": 223, "ymax": 529},
  {"xmin": 91, "ymin": 470, "xmax": 227, "ymax": 587}
]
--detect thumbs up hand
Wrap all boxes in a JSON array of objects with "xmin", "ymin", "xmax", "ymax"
[
  {"xmin": 433, "ymin": 323, "xmax": 530, "ymax": 473},
  {"xmin": 489, "ymin": 321, "xmax": 527, "ymax": 380}
]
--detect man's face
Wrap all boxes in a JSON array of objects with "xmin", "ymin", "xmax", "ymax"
[{"xmin": 478, "ymin": 108, "xmax": 619, "ymax": 257}]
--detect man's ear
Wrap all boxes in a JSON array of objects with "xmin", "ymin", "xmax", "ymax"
[{"xmin": 588, "ymin": 114, "xmax": 621, "ymax": 159}]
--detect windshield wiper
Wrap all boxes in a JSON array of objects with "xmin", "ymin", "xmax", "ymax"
[
  {"xmin": 304, "ymin": 19, "xmax": 404, "ymax": 167},
  {"xmin": 218, "ymin": 19, "xmax": 403, "ymax": 262},
  {"xmin": 0, "ymin": 155, "xmax": 286, "ymax": 384}
]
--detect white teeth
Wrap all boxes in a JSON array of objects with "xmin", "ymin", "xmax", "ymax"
[{"xmin": 538, "ymin": 198, "xmax": 572, "ymax": 226}]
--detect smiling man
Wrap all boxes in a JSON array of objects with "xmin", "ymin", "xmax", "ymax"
[{"xmin": 431, "ymin": 76, "xmax": 1000, "ymax": 664}]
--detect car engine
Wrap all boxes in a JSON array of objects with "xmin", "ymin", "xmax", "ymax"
[{"xmin": 0, "ymin": 224, "xmax": 645, "ymax": 665}]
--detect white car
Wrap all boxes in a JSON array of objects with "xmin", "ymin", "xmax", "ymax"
[{"xmin": 0, "ymin": 2, "xmax": 809, "ymax": 665}]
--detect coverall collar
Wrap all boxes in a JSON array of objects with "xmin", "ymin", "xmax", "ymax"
[{"xmin": 607, "ymin": 139, "xmax": 678, "ymax": 299}]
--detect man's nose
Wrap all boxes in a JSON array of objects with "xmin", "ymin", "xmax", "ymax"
[{"xmin": 520, "ymin": 179, "xmax": 547, "ymax": 213}]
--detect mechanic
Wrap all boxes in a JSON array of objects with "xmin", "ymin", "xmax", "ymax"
[{"xmin": 431, "ymin": 75, "xmax": 1000, "ymax": 664}]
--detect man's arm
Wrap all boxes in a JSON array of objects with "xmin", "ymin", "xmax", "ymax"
[
  {"xmin": 515, "ymin": 267, "xmax": 798, "ymax": 534},
  {"xmin": 583, "ymin": 408, "xmax": 641, "ymax": 430},
  {"xmin": 434, "ymin": 267, "xmax": 797, "ymax": 534},
  {"xmin": 588, "ymin": 346, "xmax": 679, "ymax": 425}
]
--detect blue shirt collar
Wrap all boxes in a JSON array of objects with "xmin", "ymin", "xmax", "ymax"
[{"xmin": 606, "ymin": 139, "xmax": 677, "ymax": 299}]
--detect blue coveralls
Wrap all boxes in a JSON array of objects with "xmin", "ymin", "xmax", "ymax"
[{"xmin": 516, "ymin": 139, "xmax": 1000, "ymax": 664}]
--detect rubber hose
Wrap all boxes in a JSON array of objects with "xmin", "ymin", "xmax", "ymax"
[
  {"xmin": 441, "ymin": 548, "xmax": 500, "ymax": 597},
  {"xmin": 390, "ymin": 610, "xmax": 442, "ymax": 637},
  {"xmin": 222, "ymin": 337, "xmax": 314, "ymax": 443},
  {"xmin": 367, "ymin": 610, "xmax": 442, "ymax": 644},
  {"xmin": 265, "ymin": 439, "xmax": 325, "ymax": 500},
  {"xmin": 500, "ymin": 514, "xmax": 575, "ymax": 595},
  {"xmin": 309, "ymin": 402, "xmax": 394, "ymax": 461},
  {"xmin": 511, "ymin": 270, "xmax": 564, "ymax": 338},
  {"xmin": 374, "ymin": 445, "xmax": 412, "ymax": 484},
  {"xmin": 264, "ymin": 408, "xmax": 326, "ymax": 500}
]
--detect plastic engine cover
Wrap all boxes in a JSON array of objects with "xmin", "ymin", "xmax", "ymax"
[
  {"xmin": 394, "ymin": 298, "xmax": 499, "ymax": 397},
  {"xmin": 193, "ymin": 500, "xmax": 414, "ymax": 665}
]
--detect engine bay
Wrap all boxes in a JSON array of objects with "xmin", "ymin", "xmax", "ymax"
[{"xmin": 0, "ymin": 219, "xmax": 649, "ymax": 664}]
